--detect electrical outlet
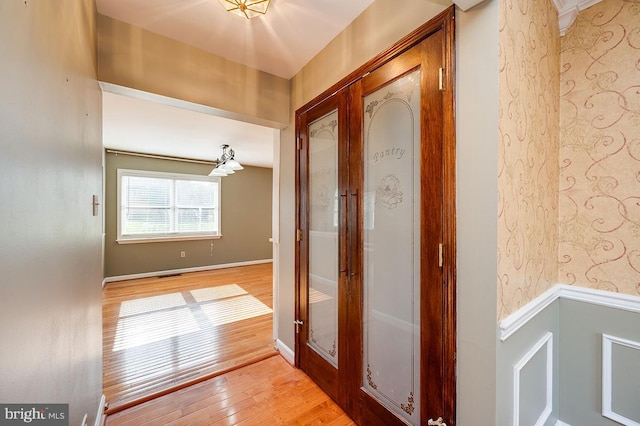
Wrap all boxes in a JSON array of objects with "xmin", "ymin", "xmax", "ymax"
[{"xmin": 180, "ymin": 251, "xmax": 186, "ymax": 258}]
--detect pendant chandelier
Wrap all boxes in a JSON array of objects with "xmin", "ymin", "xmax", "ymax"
[
  {"xmin": 209, "ymin": 144, "xmax": 244, "ymax": 177},
  {"xmin": 217, "ymin": 0, "xmax": 271, "ymax": 19}
]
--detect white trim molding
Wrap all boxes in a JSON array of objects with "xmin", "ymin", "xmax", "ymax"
[
  {"xmin": 555, "ymin": 421, "xmax": 571, "ymax": 426},
  {"xmin": 452, "ymin": 0, "xmax": 487, "ymax": 11},
  {"xmin": 550, "ymin": 0, "xmax": 603, "ymax": 35},
  {"xmin": 500, "ymin": 284, "xmax": 640, "ymax": 341},
  {"xmin": 103, "ymin": 259, "xmax": 273, "ymax": 284},
  {"xmin": 94, "ymin": 394, "xmax": 106, "ymax": 426},
  {"xmin": 602, "ymin": 334, "xmax": 640, "ymax": 426},
  {"xmin": 275, "ymin": 339, "xmax": 295, "ymax": 365},
  {"xmin": 513, "ymin": 332, "xmax": 554, "ymax": 426}
]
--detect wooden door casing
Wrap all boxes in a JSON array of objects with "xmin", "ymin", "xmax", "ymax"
[{"xmin": 295, "ymin": 6, "xmax": 456, "ymax": 425}]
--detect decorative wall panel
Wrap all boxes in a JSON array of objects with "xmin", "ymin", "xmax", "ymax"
[
  {"xmin": 513, "ymin": 332, "xmax": 553, "ymax": 426},
  {"xmin": 602, "ymin": 334, "xmax": 640, "ymax": 425}
]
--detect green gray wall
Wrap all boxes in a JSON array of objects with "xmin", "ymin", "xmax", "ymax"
[
  {"xmin": 455, "ymin": 1, "xmax": 499, "ymax": 423},
  {"xmin": 0, "ymin": 0, "xmax": 103, "ymax": 424},
  {"xmin": 104, "ymin": 152, "xmax": 272, "ymax": 278}
]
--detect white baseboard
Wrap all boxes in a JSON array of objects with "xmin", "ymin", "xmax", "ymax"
[
  {"xmin": 556, "ymin": 421, "xmax": 571, "ymax": 426},
  {"xmin": 500, "ymin": 284, "xmax": 640, "ymax": 341},
  {"xmin": 275, "ymin": 339, "xmax": 295, "ymax": 365},
  {"xmin": 94, "ymin": 394, "xmax": 106, "ymax": 426},
  {"xmin": 103, "ymin": 259, "xmax": 273, "ymax": 284}
]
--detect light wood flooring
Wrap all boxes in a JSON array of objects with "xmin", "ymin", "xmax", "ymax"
[
  {"xmin": 103, "ymin": 263, "xmax": 277, "ymax": 412},
  {"xmin": 105, "ymin": 355, "xmax": 356, "ymax": 425}
]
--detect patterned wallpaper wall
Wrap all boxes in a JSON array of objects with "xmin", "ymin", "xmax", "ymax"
[
  {"xmin": 498, "ymin": 0, "xmax": 561, "ymax": 319},
  {"xmin": 559, "ymin": 0, "xmax": 640, "ymax": 296}
]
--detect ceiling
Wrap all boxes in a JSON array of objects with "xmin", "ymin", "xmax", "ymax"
[
  {"xmin": 102, "ymin": 91, "xmax": 277, "ymax": 168},
  {"xmin": 97, "ymin": 0, "xmax": 375, "ymax": 168}
]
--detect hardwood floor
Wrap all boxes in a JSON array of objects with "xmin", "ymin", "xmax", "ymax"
[
  {"xmin": 105, "ymin": 355, "xmax": 356, "ymax": 426},
  {"xmin": 103, "ymin": 263, "xmax": 277, "ymax": 412}
]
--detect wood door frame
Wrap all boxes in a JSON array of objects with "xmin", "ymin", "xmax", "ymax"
[{"xmin": 295, "ymin": 6, "xmax": 456, "ymax": 424}]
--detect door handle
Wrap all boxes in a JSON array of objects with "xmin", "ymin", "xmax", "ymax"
[
  {"xmin": 339, "ymin": 192, "xmax": 348, "ymax": 274},
  {"xmin": 349, "ymin": 191, "xmax": 358, "ymax": 277},
  {"xmin": 428, "ymin": 417, "xmax": 447, "ymax": 426}
]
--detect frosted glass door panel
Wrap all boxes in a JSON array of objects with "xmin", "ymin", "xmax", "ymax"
[
  {"xmin": 362, "ymin": 70, "xmax": 421, "ymax": 424},
  {"xmin": 308, "ymin": 110, "xmax": 339, "ymax": 367}
]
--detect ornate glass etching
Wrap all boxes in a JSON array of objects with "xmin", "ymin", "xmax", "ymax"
[
  {"xmin": 307, "ymin": 110, "xmax": 339, "ymax": 367},
  {"xmin": 362, "ymin": 70, "xmax": 421, "ymax": 424}
]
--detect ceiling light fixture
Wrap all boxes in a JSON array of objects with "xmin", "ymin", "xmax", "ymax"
[
  {"xmin": 209, "ymin": 144, "xmax": 244, "ymax": 177},
  {"xmin": 217, "ymin": 0, "xmax": 271, "ymax": 19}
]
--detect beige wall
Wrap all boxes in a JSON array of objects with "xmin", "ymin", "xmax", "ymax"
[
  {"xmin": 0, "ymin": 0, "xmax": 103, "ymax": 424},
  {"xmin": 497, "ymin": 0, "xmax": 561, "ymax": 319},
  {"xmin": 97, "ymin": 14, "xmax": 290, "ymax": 128},
  {"xmin": 559, "ymin": 0, "xmax": 640, "ymax": 297},
  {"xmin": 104, "ymin": 152, "xmax": 272, "ymax": 277}
]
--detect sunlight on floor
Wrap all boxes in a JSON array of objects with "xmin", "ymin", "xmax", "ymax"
[
  {"xmin": 113, "ymin": 307, "xmax": 200, "ymax": 351},
  {"xmin": 112, "ymin": 284, "xmax": 272, "ymax": 352},
  {"xmin": 190, "ymin": 284, "xmax": 247, "ymax": 302},
  {"xmin": 200, "ymin": 295, "xmax": 272, "ymax": 327},
  {"xmin": 119, "ymin": 292, "xmax": 187, "ymax": 317}
]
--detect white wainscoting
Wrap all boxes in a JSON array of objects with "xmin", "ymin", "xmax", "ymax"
[
  {"xmin": 513, "ymin": 332, "xmax": 553, "ymax": 426},
  {"xmin": 500, "ymin": 285, "xmax": 640, "ymax": 341},
  {"xmin": 602, "ymin": 334, "xmax": 640, "ymax": 426}
]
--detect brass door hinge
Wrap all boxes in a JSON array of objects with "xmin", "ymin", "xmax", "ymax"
[
  {"xmin": 296, "ymin": 229, "xmax": 302, "ymax": 242},
  {"xmin": 439, "ymin": 68, "xmax": 445, "ymax": 91},
  {"xmin": 438, "ymin": 243, "xmax": 444, "ymax": 268},
  {"xmin": 297, "ymin": 137, "xmax": 301, "ymax": 150}
]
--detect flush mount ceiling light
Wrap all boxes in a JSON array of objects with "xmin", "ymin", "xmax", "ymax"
[
  {"xmin": 217, "ymin": 0, "xmax": 271, "ymax": 19},
  {"xmin": 209, "ymin": 144, "xmax": 244, "ymax": 177}
]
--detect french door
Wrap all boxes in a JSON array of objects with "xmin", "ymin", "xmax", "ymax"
[{"xmin": 296, "ymin": 8, "xmax": 455, "ymax": 426}]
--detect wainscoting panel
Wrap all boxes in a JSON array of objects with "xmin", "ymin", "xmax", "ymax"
[
  {"xmin": 497, "ymin": 301, "xmax": 559, "ymax": 426},
  {"xmin": 559, "ymin": 299, "xmax": 640, "ymax": 426},
  {"xmin": 602, "ymin": 334, "xmax": 640, "ymax": 426},
  {"xmin": 513, "ymin": 332, "xmax": 553, "ymax": 426}
]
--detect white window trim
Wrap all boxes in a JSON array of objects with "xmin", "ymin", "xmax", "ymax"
[{"xmin": 116, "ymin": 169, "xmax": 222, "ymax": 244}]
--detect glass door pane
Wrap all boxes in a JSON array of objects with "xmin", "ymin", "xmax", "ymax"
[
  {"xmin": 362, "ymin": 70, "xmax": 421, "ymax": 423},
  {"xmin": 307, "ymin": 110, "xmax": 339, "ymax": 367}
]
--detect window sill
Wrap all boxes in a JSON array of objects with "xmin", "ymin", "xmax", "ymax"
[{"xmin": 117, "ymin": 235, "xmax": 223, "ymax": 244}]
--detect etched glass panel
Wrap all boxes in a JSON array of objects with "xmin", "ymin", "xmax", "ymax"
[
  {"xmin": 362, "ymin": 70, "xmax": 421, "ymax": 424},
  {"xmin": 307, "ymin": 110, "xmax": 339, "ymax": 367}
]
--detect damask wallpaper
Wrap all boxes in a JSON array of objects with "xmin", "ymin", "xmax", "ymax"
[
  {"xmin": 559, "ymin": 0, "xmax": 640, "ymax": 296},
  {"xmin": 498, "ymin": 0, "xmax": 561, "ymax": 319}
]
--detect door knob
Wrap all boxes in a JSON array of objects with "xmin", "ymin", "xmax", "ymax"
[{"xmin": 428, "ymin": 417, "xmax": 446, "ymax": 426}]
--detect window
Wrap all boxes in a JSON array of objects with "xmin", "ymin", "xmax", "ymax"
[{"xmin": 117, "ymin": 169, "xmax": 221, "ymax": 243}]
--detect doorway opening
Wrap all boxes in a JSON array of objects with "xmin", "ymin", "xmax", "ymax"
[{"xmin": 100, "ymin": 88, "xmax": 282, "ymax": 413}]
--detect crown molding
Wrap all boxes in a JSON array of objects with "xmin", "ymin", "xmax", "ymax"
[
  {"xmin": 452, "ymin": 0, "xmax": 487, "ymax": 12},
  {"xmin": 551, "ymin": 0, "xmax": 603, "ymax": 35}
]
